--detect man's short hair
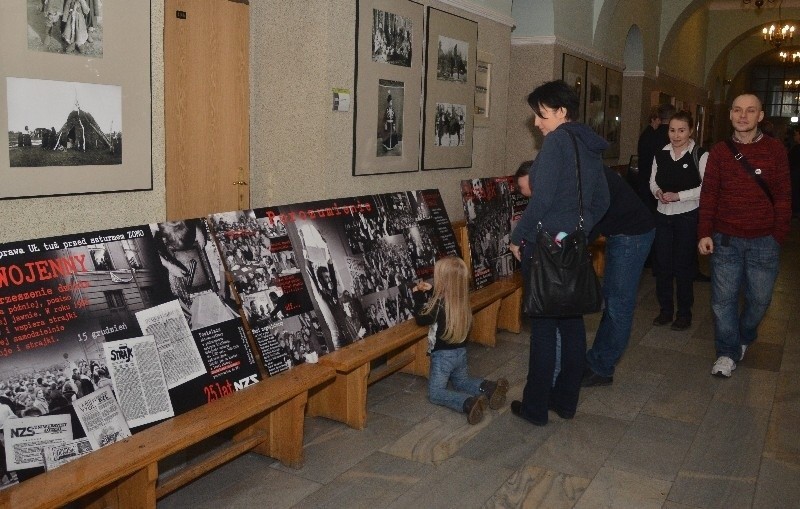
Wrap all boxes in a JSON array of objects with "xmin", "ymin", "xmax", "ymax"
[{"xmin": 658, "ymin": 103, "xmax": 677, "ymax": 122}]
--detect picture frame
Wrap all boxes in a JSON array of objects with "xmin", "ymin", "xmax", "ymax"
[
  {"xmin": 421, "ymin": 7, "xmax": 478, "ymax": 171},
  {"xmin": 0, "ymin": 1, "xmax": 152, "ymax": 200},
  {"xmin": 586, "ymin": 61, "xmax": 606, "ymax": 138},
  {"xmin": 604, "ymin": 68, "xmax": 622, "ymax": 159},
  {"xmin": 353, "ymin": 0, "xmax": 424, "ymax": 176},
  {"xmin": 561, "ymin": 54, "xmax": 586, "ymax": 123}
]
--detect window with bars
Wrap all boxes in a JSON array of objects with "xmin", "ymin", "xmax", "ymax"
[{"xmin": 751, "ymin": 65, "xmax": 800, "ymax": 117}]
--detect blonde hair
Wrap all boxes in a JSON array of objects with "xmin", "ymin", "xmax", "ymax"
[{"xmin": 422, "ymin": 256, "xmax": 472, "ymax": 343}]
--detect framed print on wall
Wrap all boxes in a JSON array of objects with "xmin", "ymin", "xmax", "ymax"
[
  {"xmin": 0, "ymin": 1, "xmax": 152, "ymax": 199},
  {"xmin": 586, "ymin": 62, "xmax": 605, "ymax": 138},
  {"xmin": 604, "ymin": 68, "xmax": 622, "ymax": 159},
  {"xmin": 422, "ymin": 7, "xmax": 478, "ymax": 171},
  {"xmin": 561, "ymin": 54, "xmax": 586, "ymax": 123},
  {"xmin": 353, "ymin": 0, "xmax": 424, "ymax": 176}
]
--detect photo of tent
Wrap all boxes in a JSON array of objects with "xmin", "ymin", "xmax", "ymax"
[{"xmin": 54, "ymin": 108, "xmax": 113, "ymax": 151}]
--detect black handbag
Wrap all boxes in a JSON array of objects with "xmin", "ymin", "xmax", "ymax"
[{"xmin": 522, "ymin": 131, "xmax": 602, "ymax": 317}]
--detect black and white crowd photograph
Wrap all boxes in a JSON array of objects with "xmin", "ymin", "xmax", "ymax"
[
  {"xmin": 6, "ymin": 77, "xmax": 122, "ymax": 167},
  {"xmin": 371, "ymin": 8, "xmax": 412, "ymax": 67}
]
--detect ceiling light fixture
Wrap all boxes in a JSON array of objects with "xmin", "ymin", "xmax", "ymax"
[{"xmin": 763, "ymin": 1, "xmax": 795, "ymax": 48}]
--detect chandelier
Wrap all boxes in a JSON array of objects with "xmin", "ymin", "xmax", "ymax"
[
  {"xmin": 763, "ymin": 1, "xmax": 795, "ymax": 48},
  {"xmin": 780, "ymin": 50, "xmax": 800, "ymax": 62},
  {"xmin": 744, "ymin": 0, "xmax": 775, "ymax": 8}
]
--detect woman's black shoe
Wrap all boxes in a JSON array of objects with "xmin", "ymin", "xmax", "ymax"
[{"xmin": 510, "ymin": 400, "xmax": 547, "ymax": 426}]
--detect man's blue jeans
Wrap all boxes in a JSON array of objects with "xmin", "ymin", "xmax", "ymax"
[
  {"xmin": 586, "ymin": 229, "xmax": 655, "ymax": 377},
  {"xmin": 711, "ymin": 232, "xmax": 780, "ymax": 361},
  {"xmin": 428, "ymin": 348, "xmax": 483, "ymax": 412}
]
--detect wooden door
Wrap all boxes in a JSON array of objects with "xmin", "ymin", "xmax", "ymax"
[{"xmin": 164, "ymin": 0, "xmax": 249, "ymax": 220}]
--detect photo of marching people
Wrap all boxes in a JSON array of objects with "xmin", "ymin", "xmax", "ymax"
[
  {"xmin": 461, "ymin": 176, "xmax": 527, "ymax": 289},
  {"xmin": 436, "ymin": 35, "xmax": 468, "ymax": 83},
  {"xmin": 371, "ymin": 8, "xmax": 413, "ymax": 67},
  {"xmin": 433, "ymin": 102, "xmax": 466, "ymax": 147},
  {"xmin": 7, "ymin": 78, "xmax": 122, "ymax": 167},
  {"xmin": 210, "ymin": 209, "xmax": 325, "ymax": 374},
  {"xmin": 377, "ymin": 80, "xmax": 404, "ymax": 156},
  {"xmin": 27, "ymin": 0, "xmax": 104, "ymax": 57}
]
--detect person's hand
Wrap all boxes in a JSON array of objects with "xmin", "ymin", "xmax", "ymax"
[
  {"xmin": 509, "ymin": 243, "xmax": 521, "ymax": 261},
  {"xmin": 413, "ymin": 281, "xmax": 432, "ymax": 292},
  {"xmin": 662, "ymin": 191, "xmax": 680, "ymax": 203},
  {"xmin": 698, "ymin": 237, "xmax": 714, "ymax": 255}
]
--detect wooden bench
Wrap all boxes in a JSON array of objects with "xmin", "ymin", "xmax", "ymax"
[{"xmin": 0, "ymin": 363, "xmax": 335, "ymax": 509}]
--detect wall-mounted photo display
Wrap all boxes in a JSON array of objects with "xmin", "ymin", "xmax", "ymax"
[
  {"xmin": 0, "ymin": 0, "xmax": 151, "ymax": 199},
  {"xmin": 28, "ymin": 0, "xmax": 104, "ymax": 58},
  {"xmin": 561, "ymin": 53, "xmax": 586, "ymax": 123},
  {"xmin": 422, "ymin": 7, "xmax": 477, "ymax": 170},
  {"xmin": 586, "ymin": 62, "xmax": 606, "ymax": 138},
  {"xmin": 604, "ymin": 68, "xmax": 622, "ymax": 159},
  {"xmin": 354, "ymin": 0, "xmax": 423, "ymax": 175}
]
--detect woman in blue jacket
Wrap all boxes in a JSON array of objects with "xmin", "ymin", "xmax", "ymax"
[{"xmin": 508, "ymin": 80, "xmax": 610, "ymax": 426}]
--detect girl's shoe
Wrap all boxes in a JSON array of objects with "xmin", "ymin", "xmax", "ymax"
[
  {"xmin": 480, "ymin": 378, "xmax": 509, "ymax": 410},
  {"xmin": 463, "ymin": 394, "xmax": 487, "ymax": 424}
]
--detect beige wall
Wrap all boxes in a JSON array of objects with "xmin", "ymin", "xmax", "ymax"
[
  {"xmin": 0, "ymin": 0, "xmax": 511, "ymax": 245},
  {"xmin": 250, "ymin": 0, "xmax": 512, "ymax": 222},
  {"xmin": 0, "ymin": 1, "xmax": 166, "ymax": 244}
]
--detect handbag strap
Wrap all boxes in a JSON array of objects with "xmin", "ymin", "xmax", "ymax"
[
  {"xmin": 724, "ymin": 139, "xmax": 774, "ymax": 205},
  {"xmin": 565, "ymin": 130, "xmax": 586, "ymax": 230}
]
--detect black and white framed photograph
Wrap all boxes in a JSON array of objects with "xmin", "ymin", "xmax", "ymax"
[
  {"xmin": 436, "ymin": 36, "xmax": 468, "ymax": 83},
  {"xmin": 561, "ymin": 53, "xmax": 586, "ymax": 123},
  {"xmin": 354, "ymin": 0, "xmax": 423, "ymax": 175},
  {"xmin": 604, "ymin": 68, "xmax": 622, "ymax": 159},
  {"xmin": 377, "ymin": 79, "xmax": 404, "ymax": 157},
  {"xmin": 27, "ymin": 0, "xmax": 104, "ymax": 57},
  {"xmin": 433, "ymin": 102, "xmax": 466, "ymax": 147},
  {"xmin": 586, "ymin": 61, "xmax": 606, "ymax": 138},
  {"xmin": 371, "ymin": 8, "xmax": 413, "ymax": 67},
  {"xmin": 422, "ymin": 7, "xmax": 477, "ymax": 170},
  {"xmin": 0, "ymin": 1, "xmax": 151, "ymax": 199},
  {"xmin": 7, "ymin": 77, "xmax": 121, "ymax": 167}
]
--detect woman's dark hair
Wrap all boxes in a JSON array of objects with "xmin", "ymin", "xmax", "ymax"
[
  {"xmin": 514, "ymin": 160, "xmax": 533, "ymax": 179},
  {"xmin": 669, "ymin": 110, "xmax": 694, "ymax": 130},
  {"xmin": 526, "ymin": 80, "xmax": 580, "ymax": 121}
]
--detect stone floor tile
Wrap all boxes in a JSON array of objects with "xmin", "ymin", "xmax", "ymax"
[
  {"xmin": 667, "ymin": 471, "xmax": 755, "ymax": 509},
  {"xmin": 753, "ymin": 457, "xmax": 800, "ymax": 508},
  {"xmin": 680, "ymin": 401, "xmax": 769, "ymax": 479},
  {"xmin": 642, "ymin": 387, "xmax": 713, "ymax": 425},
  {"xmin": 712, "ymin": 366, "xmax": 778, "ymax": 409},
  {"xmin": 606, "ymin": 414, "xmax": 698, "ymax": 482},
  {"xmin": 574, "ymin": 466, "xmax": 671, "ymax": 509},
  {"xmin": 386, "ymin": 456, "xmax": 512, "ymax": 509},
  {"xmin": 524, "ymin": 413, "xmax": 629, "ymax": 478},
  {"xmin": 159, "ymin": 453, "xmax": 321, "ymax": 509},
  {"xmin": 614, "ymin": 344, "xmax": 687, "ymax": 376},
  {"xmin": 737, "ymin": 341, "xmax": 783, "ymax": 372},
  {"xmin": 763, "ymin": 402, "xmax": 800, "ymax": 466},
  {"xmin": 485, "ymin": 465, "xmax": 590, "ymax": 509},
  {"xmin": 578, "ymin": 369, "xmax": 663, "ymax": 421},
  {"xmin": 291, "ymin": 452, "xmax": 433, "ymax": 509}
]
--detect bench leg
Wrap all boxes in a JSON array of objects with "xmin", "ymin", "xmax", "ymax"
[
  {"xmin": 469, "ymin": 300, "xmax": 501, "ymax": 346},
  {"xmin": 399, "ymin": 336, "xmax": 429, "ymax": 378},
  {"xmin": 497, "ymin": 287, "xmax": 522, "ymax": 334},
  {"xmin": 307, "ymin": 363, "xmax": 369, "ymax": 430},
  {"xmin": 241, "ymin": 391, "xmax": 308, "ymax": 468},
  {"xmin": 81, "ymin": 462, "xmax": 158, "ymax": 509}
]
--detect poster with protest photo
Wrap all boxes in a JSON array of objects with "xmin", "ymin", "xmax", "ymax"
[
  {"xmin": 461, "ymin": 176, "xmax": 528, "ymax": 289},
  {"xmin": 209, "ymin": 209, "xmax": 327, "ymax": 375},
  {"xmin": 0, "ymin": 223, "xmax": 260, "ymax": 456}
]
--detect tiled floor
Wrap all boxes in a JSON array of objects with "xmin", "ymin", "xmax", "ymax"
[{"xmin": 159, "ymin": 222, "xmax": 800, "ymax": 509}]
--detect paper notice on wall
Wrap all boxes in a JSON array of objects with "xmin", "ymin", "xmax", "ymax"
[
  {"xmin": 72, "ymin": 385, "xmax": 132, "ymax": 450},
  {"xmin": 103, "ymin": 335, "xmax": 175, "ymax": 429},
  {"xmin": 4, "ymin": 414, "xmax": 73, "ymax": 470},
  {"xmin": 136, "ymin": 299, "xmax": 207, "ymax": 388},
  {"xmin": 41, "ymin": 437, "xmax": 94, "ymax": 471}
]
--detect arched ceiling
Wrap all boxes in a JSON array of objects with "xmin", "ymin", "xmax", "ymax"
[{"xmin": 513, "ymin": 0, "xmax": 800, "ymax": 88}]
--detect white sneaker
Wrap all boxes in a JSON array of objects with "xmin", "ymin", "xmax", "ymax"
[
  {"xmin": 711, "ymin": 356, "xmax": 736, "ymax": 378},
  {"xmin": 740, "ymin": 344, "xmax": 748, "ymax": 362}
]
